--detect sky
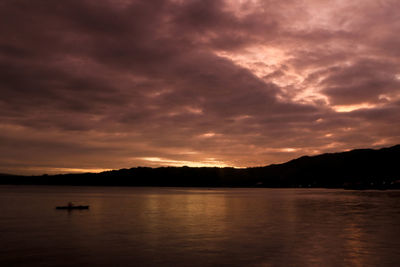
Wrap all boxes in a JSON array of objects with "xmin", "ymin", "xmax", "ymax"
[{"xmin": 1, "ymin": 0, "xmax": 400, "ymax": 175}]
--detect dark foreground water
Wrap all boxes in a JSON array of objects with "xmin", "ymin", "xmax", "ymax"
[{"xmin": 0, "ymin": 186, "xmax": 399, "ymax": 266}]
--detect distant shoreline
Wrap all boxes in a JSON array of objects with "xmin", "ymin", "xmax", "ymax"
[
  {"xmin": 1, "ymin": 144, "xmax": 400, "ymax": 189},
  {"xmin": 0, "ymin": 183, "xmax": 399, "ymax": 190}
]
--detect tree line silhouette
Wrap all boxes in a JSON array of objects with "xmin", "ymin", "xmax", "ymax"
[{"xmin": 1, "ymin": 144, "xmax": 399, "ymax": 189}]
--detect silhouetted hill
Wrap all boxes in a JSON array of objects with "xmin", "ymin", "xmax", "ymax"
[
  {"xmin": 250, "ymin": 144, "xmax": 400, "ymax": 188},
  {"xmin": 1, "ymin": 145, "xmax": 400, "ymax": 189}
]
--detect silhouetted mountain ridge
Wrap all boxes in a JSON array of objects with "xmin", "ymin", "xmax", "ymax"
[
  {"xmin": 1, "ymin": 144, "xmax": 399, "ymax": 189},
  {"xmin": 250, "ymin": 144, "xmax": 400, "ymax": 188}
]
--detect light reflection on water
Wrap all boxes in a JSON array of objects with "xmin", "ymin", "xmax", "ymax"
[{"xmin": 0, "ymin": 186, "xmax": 399, "ymax": 266}]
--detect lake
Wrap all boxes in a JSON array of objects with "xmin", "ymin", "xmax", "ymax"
[{"xmin": 0, "ymin": 186, "xmax": 399, "ymax": 266}]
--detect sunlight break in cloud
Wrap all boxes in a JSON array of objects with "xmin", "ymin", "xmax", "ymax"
[
  {"xmin": 0, "ymin": 0, "xmax": 400, "ymax": 174},
  {"xmin": 138, "ymin": 157, "xmax": 229, "ymax": 168}
]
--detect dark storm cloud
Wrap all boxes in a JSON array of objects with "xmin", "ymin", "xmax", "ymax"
[
  {"xmin": 0, "ymin": 0, "xmax": 399, "ymax": 174},
  {"xmin": 320, "ymin": 59, "xmax": 400, "ymax": 105}
]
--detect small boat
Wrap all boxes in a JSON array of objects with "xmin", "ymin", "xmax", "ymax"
[{"xmin": 56, "ymin": 202, "xmax": 89, "ymax": 210}]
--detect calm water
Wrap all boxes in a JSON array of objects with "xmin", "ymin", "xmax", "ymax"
[{"xmin": 0, "ymin": 186, "xmax": 399, "ymax": 266}]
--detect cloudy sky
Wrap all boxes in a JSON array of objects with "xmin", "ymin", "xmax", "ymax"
[{"xmin": 1, "ymin": 0, "xmax": 400, "ymax": 175}]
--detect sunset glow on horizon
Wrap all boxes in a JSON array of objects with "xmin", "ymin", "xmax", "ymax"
[{"xmin": 1, "ymin": 0, "xmax": 400, "ymax": 175}]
